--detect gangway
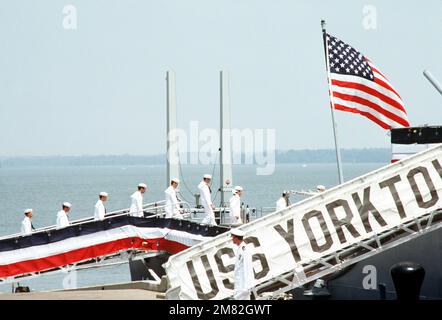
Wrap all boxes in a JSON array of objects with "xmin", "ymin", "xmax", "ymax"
[
  {"xmin": 0, "ymin": 200, "xmax": 229, "ymax": 285},
  {"xmin": 164, "ymin": 145, "xmax": 442, "ymax": 300}
]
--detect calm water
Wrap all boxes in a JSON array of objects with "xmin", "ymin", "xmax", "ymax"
[{"xmin": 0, "ymin": 162, "xmax": 383, "ymax": 292}]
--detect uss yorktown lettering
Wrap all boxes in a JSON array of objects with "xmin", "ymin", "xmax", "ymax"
[
  {"xmin": 186, "ymin": 236, "xmax": 270, "ymax": 298},
  {"xmin": 351, "ymin": 187, "xmax": 387, "ymax": 233},
  {"xmin": 302, "ymin": 210, "xmax": 334, "ymax": 253},
  {"xmin": 326, "ymin": 199, "xmax": 362, "ymax": 244},
  {"xmin": 244, "ymin": 236, "xmax": 270, "ymax": 280},
  {"xmin": 183, "ymin": 158, "xmax": 442, "ymax": 299},
  {"xmin": 186, "ymin": 254, "xmax": 219, "ymax": 300},
  {"xmin": 407, "ymin": 166, "xmax": 439, "ymax": 208},
  {"xmin": 214, "ymin": 247, "xmax": 236, "ymax": 290},
  {"xmin": 379, "ymin": 175, "xmax": 407, "ymax": 218},
  {"xmin": 274, "ymin": 219, "xmax": 302, "ymax": 262}
]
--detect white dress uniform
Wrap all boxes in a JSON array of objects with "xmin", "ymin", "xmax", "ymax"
[
  {"xmin": 56, "ymin": 210, "xmax": 70, "ymax": 228},
  {"xmin": 229, "ymin": 193, "xmax": 242, "ymax": 224},
  {"xmin": 129, "ymin": 191, "xmax": 144, "ymax": 217},
  {"xmin": 94, "ymin": 199, "xmax": 106, "ymax": 221},
  {"xmin": 198, "ymin": 181, "xmax": 216, "ymax": 225},
  {"xmin": 276, "ymin": 197, "xmax": 288, "ymax": 212},
  {"xmin": 21, "ymin": 216, "xmax": 32, "ymax": 235},
  {"xmin": 234, "ymin": 242, "xmax": 254, "ymax": 300},
  {"xmin": 164, "ymin": 186, "xmax": 181, "ymax": 219}
]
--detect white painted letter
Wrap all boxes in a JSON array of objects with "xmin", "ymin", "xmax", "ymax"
[
  {"xmin": 62, "ymin": 270, "xmax": 77, "ymax": 289},
  {"xmin": 362, "ymin": 265, "xmax": 377, "ymax": 290},
  {"xmin": 362, "ymin": 5, "xmax": 377, "ymax": 30},
  {"xmin": 62, "ymin": 5, "xmax": 78, "ymax": 30}
]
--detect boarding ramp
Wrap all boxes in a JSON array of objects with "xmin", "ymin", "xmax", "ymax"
[
  {"xmin": 164, "ymin": 145, "xmax": 442, "ymax": 300},
  {"xmin": 0, "ymin": 200, "xmax": 229, "ymax": 285}
]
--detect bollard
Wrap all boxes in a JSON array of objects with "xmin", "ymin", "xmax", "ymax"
[
  {"xmin": 390, "ymin": 262, "xmax": 425, "ymax": 301},
  {"xmin": 15, "ymin": 286, "xmax": 30, "ymax": 293},
  {"xmin": 378, "ymin": 283, "xmax": 387, "ymax": 300}
]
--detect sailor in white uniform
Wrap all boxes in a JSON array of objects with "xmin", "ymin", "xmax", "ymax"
[
  {"xmin": 229, "ymin": 186, "xmax": 243, "ymax": 225},
  {"xmin": 94, "ymin": 192, "xmax": 108, "ymax": 221},
  {"xmin": 21, "ymin": 208, "xmax": 34, "ymax": 235},
  {"xmin": 56, "ymin": 202, "xmax": 71, "ymax": 229},
  {"xmin": 276, "ymin": 191, "xmax": 290, "ymax": 211},
  {"xmin": 198, "ymin": 174, "xmax": 216, "ymax": 225},
  {"xmin": 231, "ymin": 228, "xmax": 254, "ymax": 300},
  {"xmin": 164, "ymin": 178, "xmax": 182, "ymax": 219},
  {"xmin": 129, "ymin": 183, "xmax": 147, "ymax": 217}
]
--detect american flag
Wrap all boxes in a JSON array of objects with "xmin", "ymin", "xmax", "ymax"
[{"xmin": 324, "ymin": 33, "xmax": 410, "ymax": 129}]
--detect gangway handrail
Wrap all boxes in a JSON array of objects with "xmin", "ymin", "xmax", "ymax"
[
  {"xmin": 0, "ymin": 200, "xmax": 240, "ymax": 285},
  {"xmin": 0, "ymin": 200, "xmax": 166, "ymax": 241},
  {"xmin": 0, "ymin": 200, "xmax": 211, "ymax": 285},
  {"xmin": 0, "ymin": 200, "xmax": 201, "ymax": 242}
]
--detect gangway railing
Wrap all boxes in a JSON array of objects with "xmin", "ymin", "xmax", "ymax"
[
  {"xmin": 0, "ymin": 212, "xmax": 168, "ymax": 285},
  {"xmin": 0, "ymin": 200, "xmax": 208, "ymax": 285},
  {"xmin": 0, "ymin": 200, "xmax": 167, "ymax": 241}
]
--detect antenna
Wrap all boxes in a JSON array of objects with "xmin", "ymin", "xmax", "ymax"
[
  {"xmin": 166, "ymin": 71, "xmax": 180, "ymax": 188},
  {"xmin": 423, "ymin": 70, "xmax": 442, "ymax": 96},
  {"xmin": 220, "ymin": 70, "xmax": 233, "ymax": 207}
]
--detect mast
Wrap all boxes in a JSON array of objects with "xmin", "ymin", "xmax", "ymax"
[
  {"xmin": 166, "ymin": 71, "xmax": 180, "ymax": 188},
  {"xmin": 220, "ymin": 70, "xmax": 233, "ymax": 207},
  {"xmin": 423, "ymin": 70, "xmax": 442, "ymax": 96},
  {"xmin": 321, "ymin": 20, "xmax": 344, "ymax": 185}
]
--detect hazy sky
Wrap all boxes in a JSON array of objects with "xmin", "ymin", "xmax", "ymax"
[{"xmin": 0, "ymin": 0, "xmax": 441, "ymax": 156}]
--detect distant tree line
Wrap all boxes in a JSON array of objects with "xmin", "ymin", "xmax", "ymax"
[
  {"xmin": 0, "ymin": 148, "xmax": 390, "ymax": 167},
  {"xmin": 276, "ymin": 148, "xmax": 390, "ymax": 164},
  {"xmin": 0, "ymin": 155, "xmax": 166, "ymax": 167}
]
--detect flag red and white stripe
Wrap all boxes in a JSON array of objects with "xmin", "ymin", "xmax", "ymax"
[{"xmin": 324, "ymin": 33, "xmax": 410, "ymax": 129}]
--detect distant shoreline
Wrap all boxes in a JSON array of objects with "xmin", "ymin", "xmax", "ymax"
[{"xmin": 0, "ymin": 148, "xmax": 390, "ymax": 167}]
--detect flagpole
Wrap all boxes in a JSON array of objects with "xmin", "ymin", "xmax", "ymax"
[{"xmin": 321, "ymin": 20, "xmax": 344, "ymax": 185}]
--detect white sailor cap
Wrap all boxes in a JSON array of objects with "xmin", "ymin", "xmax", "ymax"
[
  {"xmin": 316, "ymin": 185, "xmax": 326, "ymax": 191},
  {"xmin": 138, "ymin": 183, "xmax": 147, "ymax": 189},
  {"xmin": 171, "ymin": 178, "xmax": 180, "ymax": 184},
  {"xmin": 99, "ymin": 192, "xmax": 108, "ymax": 197},
  {"xmin": 24, "ymin": 208, "xmax": 33, "ymax": 214},
  {"xmin": 203, "ymin": 174, "xmax": 212, "ymax": 179},
  {"xmin": 63, "ymin": 202, "xmax": 72, "ymax": 208},
  {"xmin": 234, "ymin": 186, "xmax": 243, "ymax": 192},
  {"xmin": 231, "ymin": 228, "xmax": 245, "ymax": 237}
]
